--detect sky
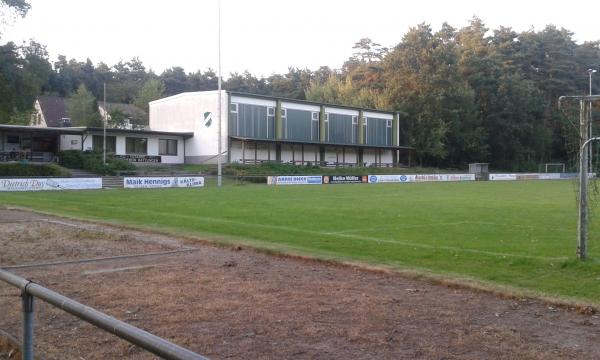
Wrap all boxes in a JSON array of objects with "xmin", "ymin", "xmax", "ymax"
[{"xmin": 2, "ymin": 0, "xmax": 600, "ymax": 78}]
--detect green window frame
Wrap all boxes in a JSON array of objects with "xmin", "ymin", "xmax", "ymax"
[
  {"xmin": 125, "ymin": 137, "xmax": 147, "ymax": 155},
  {"xmin": 159, "ymin": 139, "xmax": 178, "ymax": 156},
  {"xmin": 92, "ymin": 135, "xmax": 116, "ymax": 153}
]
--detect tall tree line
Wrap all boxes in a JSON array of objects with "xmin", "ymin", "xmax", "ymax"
[
  {"xmin": 1, "ymin": 2, "xmax": 599, "ymax": 169},
  {"xmin": 308, "ymin": 20, "xmax": 600, "ymax": 170}
]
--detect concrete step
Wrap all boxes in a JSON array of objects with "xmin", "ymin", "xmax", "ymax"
[
  {"xmin": 67, "ymin": 168, "xmax": 97, "ymax": 177},
  {"xmin": 102, "ymin": 176, "xmax": 124, "ymax": 189}
]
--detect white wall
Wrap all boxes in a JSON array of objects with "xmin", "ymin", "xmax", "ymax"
[
  {"xmin": 230, "ymin": 141, "xmax": 276, "ymax": 163},
  {"xmin": 363, "ymin": 111, "xmax": 394, "ymax": 120},
  {"xmin": 84, "ymin": 131, "xmax": 185, "ymax": 164},
  {"xmin": 324, "ymin": 107, "xmax": 359, "ymax": 116},
  {"xmin": 150, "ymin": 91, "xmax": 228, "ymax": 163},
  {"xmin": 363, "ymin": 148, "xmax": 394, "ymax": 165},
  {"xmin": 60, "ymin": 135, "xmax": 82, "ymax": 151}
]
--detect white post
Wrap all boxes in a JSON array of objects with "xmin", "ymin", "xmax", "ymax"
[
  {"xmin": 103, "ymin": 83, "xmax": 107, "ymax": 165},
  {"xmin": 217, "ymin": 0, "xmax": 223, "ymax": 187},
  {"xmin": 578, "ymin": 99, "xmax": 589, "ymax": 259},
  {"xmin": 588, "ymin": 69, "xmax": 596, "ymax": 172}
]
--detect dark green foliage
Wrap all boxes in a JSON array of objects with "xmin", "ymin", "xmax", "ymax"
[
  {"xmin": 0, "ymin": 41, "xmax": 51, "ymax": 123},
  {"xmin": 58, "ymin": 150, "xmax": 135, "ymax": 175},
  {"xmin": 0, "ymin": 163, "xmax": 70, "ymax": 177}
]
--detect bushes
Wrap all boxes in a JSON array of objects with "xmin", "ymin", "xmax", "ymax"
[
  {"xmin": 58, "ymin": 150, "xmax": 135, "ymax": 175},
  {"xmin": 0, "ymin": 163, "xmax": 71, "ymax": 177},
  {"xmin": 224, "ymin": 162, "xmax": 321, "ymax": 176}
]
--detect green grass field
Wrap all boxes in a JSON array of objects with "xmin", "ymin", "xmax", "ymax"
[{"xmin": 2, "ymin": 180, "xmax": 599, "ymax": 303}]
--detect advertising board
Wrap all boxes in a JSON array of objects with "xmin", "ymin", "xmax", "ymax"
[
  {"xmin": 488, "ymin": 174, "xmax": 517, "ymax": 181},
  {"xmin": 0, "ymin": 178, "xmax": 102, "ymax": 191},
  {"xmin": 267, "ymin": 176, "xmax": 323, "ymax": 185},
  {"xmin": 368, "ymin": 174, "xmax": 475, "ymax": 183},
  {"xmin": 116, "ymin": 155, "xmax": 161, "ymax": 163},
  {"xmin": 124, "ymin": 176, "xmax": 204, "ymax": 189},
  {"xmin": 323, "ymin": 175, "xmax": 368, "ymax": 184}
]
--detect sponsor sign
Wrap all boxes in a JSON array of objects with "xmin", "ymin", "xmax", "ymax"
[
  {"xmin": 489, "ymin": 174, "xmax": 517, "ymax": 181},
  {"xmin": 560, "ymin": 173, "xmax": 579, "ymax": 179},
  {"xmin": 516, "ymin": 173, "xmax": 541, "ymax": 180},
  {"xmin": 124, "ymin": 176, "xmax": 205, "ymax": 189},
  {"xmin": 323, "ymin": 175, "xmax": 368, "ymax": 184},
  {"xmin": 537, "ymin": 173, "xmax": 561, "ymax": 180},
  {"xmin": 267, "ymin": 176, "xmax": 323, "ymax": 185},
  {"xmin": 368, "ymin": 175, "xmax": 410, "ymax": 183},
  {"xmin": 116, "ymin": 155, "xmax": 161, "ymax": 163},
  {"xmin": 368, "ymin": 174, "xmax": 475, "ymax": 183},
  {"xmin": 0, "ymin": 178, "xmax": 102, "ymax": 192},
  {"xmin": 490, "ymin": 173, "xmax": 592, "ymax": 181}
]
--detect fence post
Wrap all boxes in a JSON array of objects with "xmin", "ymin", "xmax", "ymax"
[{"xmin": 21, "ymin": 290, "xmax": 35, "ymax": 360}]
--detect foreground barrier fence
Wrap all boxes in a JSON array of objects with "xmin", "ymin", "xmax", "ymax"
[{"xmin": 0, "ymin": 268, "xmax": 208, "ymax": 360}]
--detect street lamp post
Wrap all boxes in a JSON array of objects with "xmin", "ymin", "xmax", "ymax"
[
  {"xmin": 217, "ymin": 0, "xmax": 223, "ymax": 187},
  {"xmin": 588, "ymin": 69, "xmax": 596, "ymax": 172}
]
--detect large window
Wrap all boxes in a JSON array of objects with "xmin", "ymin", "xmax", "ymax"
[
  {"xmin": 125, "ymin": 137, "xmax": 147, "ymax": 155},
  {"xmin": 229, "ymin": 103, "xmax": 275, "ymax": 139},
  {"xmin": 92, "ymin": 135, "xmax": 116, "ymax": 153},
  {"xmin": 365, "ymin": 117, "xmax": 391, "ymax": 146},
  {"xmin": 159, "ymin": 139, "xmax": 178, "ymax": 156}
]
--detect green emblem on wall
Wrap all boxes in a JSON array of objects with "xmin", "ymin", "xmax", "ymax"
[{"xmin": 203, "ymin": 112, "xmax": 212, "ymax": 127}]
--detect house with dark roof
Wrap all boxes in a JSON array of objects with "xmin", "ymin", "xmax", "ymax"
[
  {"xmin": 98, "ymin": 102, "xmax": 148, "ymax": 130},
  {"xmin": 32, "ymin": 95, "xmax": 72, "ymax": 127}
]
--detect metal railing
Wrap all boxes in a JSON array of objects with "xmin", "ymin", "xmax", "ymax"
[{"xmin": 0, "ymin": 268, "xmax": 209, "ymax": 360}]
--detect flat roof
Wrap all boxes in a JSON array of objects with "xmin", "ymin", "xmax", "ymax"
[
  {"xmin": 0, "ymin": 124, "xmax": 83, "ymax": 135},
  {"xmin": 148, "ymin": 90, "xmax": 408, "ymax": 116},
  {"xmin": 0, "ymin": 125, "xmax": 194, "ymax": 138},
  {"xmin": 229, "ymin": 136, "xmax": 413, "ymax": 150},
  {"xmin": 229, "ymin": 91, "xmax": 405, "ymax": 116},
  {"xmin": 81, "ymin": 127, "xmax": 194, "ymax": 138}
]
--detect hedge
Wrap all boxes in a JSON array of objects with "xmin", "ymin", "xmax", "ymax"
[
  {"xmin": 58, "ymin": 150, "xmax": 135, "ymax": 175},
  {"xmin": 0, "ymin": 163, "xmax": 71, "ymax": 177}
]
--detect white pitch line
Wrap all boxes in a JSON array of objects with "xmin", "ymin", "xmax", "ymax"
[{"xmin": 78, "ymin": 204, "xmax": 568, "ymax": 262}]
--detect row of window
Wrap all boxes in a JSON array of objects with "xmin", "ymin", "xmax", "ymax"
[
  {"xmin": 230, "ymin": 103, "xmax": 392, "ymax": 126},
  {"xmin": 92, "ymin": 136, "xmax": 178, "ymax": 156},
  {"xmin": 230, "ymin": 103, "xmax": 394, "ymax": 146}
]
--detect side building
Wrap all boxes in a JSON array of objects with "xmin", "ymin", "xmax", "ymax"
[{"xmin": 150, "ymin": 91, "xmax": 412, "ymax": 166}]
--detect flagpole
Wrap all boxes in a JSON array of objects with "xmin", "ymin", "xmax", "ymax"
[{"xmin": 217, "ymin": 0, "xmax": 223, "ymax": 187}]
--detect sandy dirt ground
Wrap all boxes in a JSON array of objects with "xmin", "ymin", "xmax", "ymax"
[{"xmin": 1, "ymin": 208, "xmax": 599, "ymax": 360}]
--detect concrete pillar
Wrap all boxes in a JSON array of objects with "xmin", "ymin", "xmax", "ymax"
[
  {"xmin": 358, "ymin": 110, "xmax": 365, "ymax": 145},
  {"xmin": 393, "ymin": 112, "xmax": 399, "ymax": 146},
  {"xmin": 319, "ymin": 105, "xmax": 326, "ymax": 142},
  {"xmin": 275, "ymin": 100, "xmax": 283, "ymax": 140},
  {"xmin": 276, "ymin": 143, "xmax": 282, "ymax": 163}
]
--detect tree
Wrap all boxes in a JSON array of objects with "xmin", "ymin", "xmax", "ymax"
[
  {"xmin": 0, "ymin": 0, "xmax": 30, "ymax": 36},
  {"xmin": 107, "ymin": 108, "xmax": 127, "ymax": 128},
  {"xmin": 134, "ymin": 78, "xmax": 164, "ymax": 113},
  {"xmin": 68, "ymin": 84, "xmax": 101, "ymax": 126},
  {"xmin": 0, "ymin": 0, "xmax": 29, "ymax": 16},
  {"xmin": 160, "ymin": 67, "xmax": 189, "ymax": 96},
  {"xmin": 0, "ymin": 40, "xmax": 52, "ymax": 124},
  {"xmin": 382, "ymin": 23, "xmax": 486, "ymax": 166}
]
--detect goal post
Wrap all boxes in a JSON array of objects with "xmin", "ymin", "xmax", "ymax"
[{"xmin": 545, "ymin": 163, "xmax": 565, "ymax": 173}]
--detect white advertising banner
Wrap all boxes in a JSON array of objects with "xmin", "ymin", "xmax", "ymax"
[
  {"xmin": 537, "ymin": 173, "xmax": 561, "ymax": 180},
  {"xmin": 0, "ymin": 178, "xmax": 102, "ymax": 192},
  {"xmin": 367, "ymin": 174, "xmax": 475, "ymax": 184},
  {"xmin": 124, "ymin": 176, "xmax": 205, "ymax": 189},
  {"xmin": 489, "ymin": 174, "xmax": 517, "ymax": 181},
  {"xmin": 267, "ymin": 175, "xmax": 323, "ymax": 185}
]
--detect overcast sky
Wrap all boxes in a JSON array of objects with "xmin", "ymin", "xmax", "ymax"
[{"xmin": 3, "ymin": 0, "xmax": 600, "ymax": 78}]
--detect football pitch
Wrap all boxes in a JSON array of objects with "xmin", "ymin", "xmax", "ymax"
[{"xmin": 2, "ymin": 180, "xmax": 599, "ymax": 303}]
